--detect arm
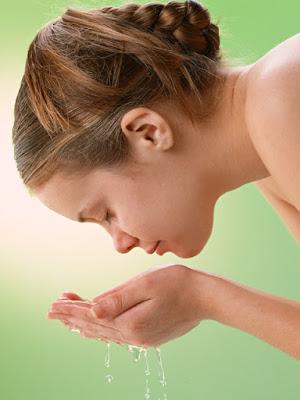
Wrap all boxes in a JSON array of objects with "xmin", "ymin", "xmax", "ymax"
[{"xmin": 200, "ymin": 272, "xmax": 300, "ymax": 361}]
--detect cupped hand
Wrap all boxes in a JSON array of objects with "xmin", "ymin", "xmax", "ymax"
[{"xmin": 47, "ymin": 265, "xmax": 214, "ymax": 347}]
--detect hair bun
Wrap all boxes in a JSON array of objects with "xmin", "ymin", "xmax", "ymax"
[
  {"xmin": 182, "ymin": 0, "xmax": 220, "ymax": 58},
  {"xmin": 158, "ymin": 0, "xmax": 220, "ymax": 59},
  {"xmin": 101, "ymin": 0, "xmax": 220, "ymax": 60}
]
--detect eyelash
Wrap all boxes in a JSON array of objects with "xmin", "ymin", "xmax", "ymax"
[{"xmin": 105, "ymin": 210, "xmax": 113, "ymax": 223}]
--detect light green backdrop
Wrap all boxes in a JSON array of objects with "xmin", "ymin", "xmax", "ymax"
[{"xmin": 1, "ymin": 1, "xmax": 299, "ymax": 399}]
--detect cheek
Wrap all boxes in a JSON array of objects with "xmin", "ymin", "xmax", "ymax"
[
  {"xmin": 130, "ymin": 208, "xmax": 170, "ymax": 242},
  {"xmin": 120, "ymin": 185, "xmax": 190, "ymax": 241}
]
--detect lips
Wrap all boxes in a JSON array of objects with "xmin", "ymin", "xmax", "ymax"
[{"xmin": 148, "ymin": 241, "xmax": 160, "ymax": 254}]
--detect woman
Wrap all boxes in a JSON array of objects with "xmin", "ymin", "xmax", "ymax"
[{"xmin": 12, "ymin": 0, "xmax": 300, "ymax": 359}]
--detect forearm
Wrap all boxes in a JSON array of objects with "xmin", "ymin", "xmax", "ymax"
[{"xmin": 201, "ymin": 272, "xmax": 300, "ymax": 361}]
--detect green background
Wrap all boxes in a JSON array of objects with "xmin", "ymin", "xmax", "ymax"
[{"xmin": 1, "ymin": 0, "xmax": 300, "ymax": 399}]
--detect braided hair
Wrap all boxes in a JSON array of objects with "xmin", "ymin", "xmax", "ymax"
[{"xmin": 12, "ymin": 0, "xmax": 225, "ymax": 190}]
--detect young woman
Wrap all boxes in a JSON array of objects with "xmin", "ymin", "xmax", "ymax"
[{"xmin": 12, "ymin": 0, "xmax": 300, "ymax": 359}]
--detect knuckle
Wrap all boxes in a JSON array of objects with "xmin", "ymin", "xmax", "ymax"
[{"xmin": 110, "ymin": 292, "xmax": 123, "ymax": 313}]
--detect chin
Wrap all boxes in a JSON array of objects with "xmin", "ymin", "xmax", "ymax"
[
  {"xmin": 172, "ymin": 246, "xmax": 202, "ymax": 259},
  {"xmin": 180, "ymin": 249, "xmax": 201, "ymax": 258},
  {"xmin": 158, "ymin": 240, "xmax": 206, "ymax": 258},
  {"xmin": 183, "ymin": 242, "xmax": 207, "ymax": 258}
]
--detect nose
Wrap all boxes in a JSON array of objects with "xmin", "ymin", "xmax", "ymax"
[{"xmin": 112, "ymin": 232, "xmax": 139, "ymax": 254}]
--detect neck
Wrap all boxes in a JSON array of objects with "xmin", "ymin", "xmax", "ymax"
[{"xmin": 197, "ymin": 63, "xmax": 271, "ymax": 199}]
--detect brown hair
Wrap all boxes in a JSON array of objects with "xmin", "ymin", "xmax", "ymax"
[{"xmin": 12, "ymin": 0, "xmax": 226, "ymax": 192}]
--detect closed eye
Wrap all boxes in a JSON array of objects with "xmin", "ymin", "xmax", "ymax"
[
  {"xmin": 105, "ymin": 210, "xmax": 113, "ymax": 223},
  {"xmin": 78, "ymin": 210, "xmax": 112, "ymax": 224}
]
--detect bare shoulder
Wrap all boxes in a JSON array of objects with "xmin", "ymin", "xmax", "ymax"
[
  {"xmin": 245, "ymin": 33, "xmax": 300, "ymax": 210},
  {"xmin": 245, "ymin": 32, "xmax": 300, "ymax": 123},
  {"xmin": 241, "ymin": 33, "xmax": 300, "ymax": 245},
  {"xmin": 246, "ymin": 32, "xmax": 300, "ymax": 86},
  {"xmin": 245, "ymin": 32, "xmax": 300, "ymax": 134}
]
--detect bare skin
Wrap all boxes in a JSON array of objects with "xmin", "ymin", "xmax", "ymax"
[
  {"xmin": 34, "ymin": 63, "xmax": 269, "ymax": 259},
  {"xmin": 39, "ymin": 34, "xmax": 300, "ymax": 356}
]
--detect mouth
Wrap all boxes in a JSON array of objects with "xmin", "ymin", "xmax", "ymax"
[
  {"xmin": 155, "ymin": 241, "xmax": 165, "ymax": 255},
  {"xmin": 147, "ymin": 241, "xmax": 160, "ymax": 254}
]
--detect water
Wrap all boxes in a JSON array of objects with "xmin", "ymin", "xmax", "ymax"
[
  {"xmin": 155, "ymin": 347, "xmax": 167, "ymax": 388},
  {"xmin": 104, "ymin": 341, "xmax": 114, "ymax": 384},
  {"xmin": 105, "ymin": 374, "xmax": 114, "ymax": 383},
  {"xmin": 70, "ymin": 328, "xmax": 80, "ymax": 333},
  {"xmin": 128, "ymin": 344, "xmax": 144, "ymax": 362},
  {"xmin": 104, "ymin": 341, "xmax": 111, "ymax": 368},
  {"xmin": 69, "ymin": 328, "xmax": 168, "ymax": 397},
  {"xmin": 143, "ymin": 348, "xmax": 151, "ymax": 399},
  {"xmin": 101, "ymin": 342, "xmax": 168, "ymax": 399}
]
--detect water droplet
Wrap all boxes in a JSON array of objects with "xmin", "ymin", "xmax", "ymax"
[
  {"xmin": 105, "ymin": 342, "xmax": 111, "ymax": 368},
  {"xmin": 155, "ymin": 347, "xmax": 168, "ymax": 399},
  {"xmin": 99, "ymin": 341, "xmax": 168, "ymax": 399},
  {"xmin": 142, "ymin": 350, "xmax": 151, "ymax": 399},
  {"xmin": 144, "ymin": 377, "xmax": 150, "ymax": 399},
  {"xmin": 127, "ymin": 344, "xmax": 143, "ymax": 362},
  {"xmin": 155, "ymin": 347, "xmax": 167, "ymax": 388},
  {"xmin": 143, "ymin": 348, "xmax": 151, "ymax": 376},
  {"xmin": 105, "ymin": 374, "xmax": 114, "ymax": 383}
]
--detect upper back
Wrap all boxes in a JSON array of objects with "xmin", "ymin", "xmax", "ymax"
[
  {"xmin": 245, "ymin": 33, "xmax": 300, "ymax": 244},
  {"xmin": 246, "ymin": 32, "xmax": 300, "ymax": 202}
]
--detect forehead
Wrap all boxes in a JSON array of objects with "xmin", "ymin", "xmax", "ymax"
[
  {"xmin": 33, "ymin": 169, "xmax": 104, "ymax": 220},
  {"xmin": 37, "ymin": 171, "xmax": 86, "ymax": 201}
]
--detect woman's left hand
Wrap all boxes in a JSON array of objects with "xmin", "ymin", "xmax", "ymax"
[{"xmin": 47, "ymin": 264, "xmax": 213, "ymax": 347}]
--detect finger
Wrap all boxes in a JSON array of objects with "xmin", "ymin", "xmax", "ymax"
[
  {"xmin": 59, "ymin": 314, "xmax": 124, "ymax": 343},
  {"xmin": 91, "ymin": 285, "xmax": 151, "ymax": 320},
  {"xmin": 61, "ymin": 320, "xmax": 81, "ymax": 332},
  {"xmin": 48, "ymin": 302, "xmax": 92, "ymax": 322},
  {"xmin": 60, "ymin": 318, "xmax": 124, "ymax": 345},
  {"xmin": 83, "ymin": 330, "xmax": 123, "ymax": 345},
  {"xmin": 81, "ymin": 331, "xmax": 126, "ymax": 346},
  {"xmin": 50, "ymin": 300, "xmax": 92, "ymax": 314},
  {"xmin": 83, "ymin": 331, "xmax": 124, "ymax": 345},
  {"xmin": 60, "ymin": 319, "xmax": 95, "ymax": 337},
  {"xmin": 91, "ymin": 272, "xmax": 148, "ymax": 303},
  {"xmin": 70, "ymin": 316, "xmax": 122, "ymax": 337},
  {"xmin": 49, "ymin": 302, "xmax": 94, "ymax": 323},
  {"xmin": 92, "ymin": 285, "xmax": 128, "ymax": 303},
  {"xmin": 53, "ymin": 300, "xmax": 91, "ymax": 308},
  {"xmin": 91, "ymin": 277, "xmax": 142, "ymax": 303},
  {"xmin": 91, "ymin": 273, "xmax": 151, "ymax": 320},
  {"xmin": 48, "ymin": 310, "xmax": 119, "ymax": 333},
  {"xmin": 59, "ymin": 292, "xmax": 85, "ymax": 301}
]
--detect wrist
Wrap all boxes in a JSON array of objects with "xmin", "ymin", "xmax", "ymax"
[
  {"xmin": 192, "ymin": 268, "xmax": 300, "ymax": 360},
  {"xmin": 191, "ymin": 268, "xmax": 227, "ymax": 322}
]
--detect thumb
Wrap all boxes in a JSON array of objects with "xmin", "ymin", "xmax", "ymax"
[
  {"xmin": 59, "ymin": 292, "xmax": 84, "ymax": 301},
  {"xmin": 91, "ymin": 285, "xmax": 148, "ymax": 320}
]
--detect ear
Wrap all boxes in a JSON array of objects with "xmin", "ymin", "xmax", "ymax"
[{"xmin": 120, "ymin": 107, "xmax": 174, "ymax": 152}]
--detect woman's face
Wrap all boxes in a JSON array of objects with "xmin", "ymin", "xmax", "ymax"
[
  {"xmin": 35, "ymin": 163, "xmax": 218, "ymax": 258},
  {"xmin": 34, "ymin": 106, "xmax": 222, "ymax": 259}
]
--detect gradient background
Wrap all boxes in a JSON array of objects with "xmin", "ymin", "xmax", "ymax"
[{"xmin": 1, "ymin": 0, "xmax": 300, "ymax": 399}]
